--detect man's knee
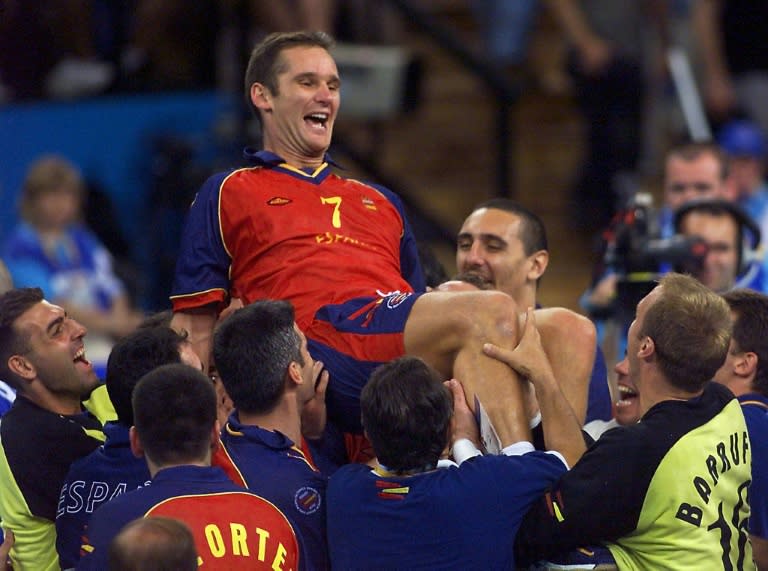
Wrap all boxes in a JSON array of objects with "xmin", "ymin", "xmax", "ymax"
[{"xmin": 452, "ymin": 291, "xmax": 519, "ymax": 341}]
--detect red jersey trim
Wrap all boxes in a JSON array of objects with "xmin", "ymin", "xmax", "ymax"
[{"xmin": 308, "ymin": 319, "xmax": 405, "ymax": 362}]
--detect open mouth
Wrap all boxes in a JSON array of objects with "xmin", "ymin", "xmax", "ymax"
[
  {"xmin": 616, "ymin": 383, "xmax": 638, "ymax": 408},
  {"xmin": 73, "ymin": 347, "xmax": 91, "ymax": 367},
  {"xmin": 305, "ymin": 112, "xmax": 329, "ymax": 130}
]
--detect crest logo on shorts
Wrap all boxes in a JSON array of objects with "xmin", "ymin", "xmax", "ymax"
[
  {"xmin": 267, "ymin": 197, "xmax": 292, "ymax": 206},
  {"xmin": 294, "ymin": 486, "xmax": 322, "ymax": 515},
  {"xmin": 385, "ymin": 291, "xmax": 412, "ymax": 309}
]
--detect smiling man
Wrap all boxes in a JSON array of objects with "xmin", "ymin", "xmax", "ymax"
[
  {"xmin": 456, "ymin": 199, "xmax": 607, "ymax": 426},
  {"xmin": 171, "ymin": 31, "xmax": 537, "ymax": 458},
  {"xmin": 0, "ymin": 287, "xmax": 105, "ymax": 570}
]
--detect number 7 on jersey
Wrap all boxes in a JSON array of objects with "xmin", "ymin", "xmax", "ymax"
[{"xmin": 321, "ymin": 196, "xmax": 343, "ymax": 228}]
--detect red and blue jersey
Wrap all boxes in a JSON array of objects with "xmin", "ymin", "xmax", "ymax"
[
  {"xmin": 170, "ymin": 150, "xmax": 425, "ymax": 330},
  {"xmin": 171, "ymin": 150, "xmax": 426, "ymax": 434},
  {"xmin": 215, "ymin": 414, "xmax": 329, "ymax": 570},
  {"xmin": 56, "ymin": 422, "xmax": 151, "ymax": 570},
  {"xmin": 77, "ymin": 465, "xmax": 303, "ymax": 571}
]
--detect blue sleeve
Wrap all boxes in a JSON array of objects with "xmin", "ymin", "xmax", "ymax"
[
  {"xmin": 744, "ymin": 409, "xmax": 768, "ymax": 538},
  {"xmin": 56, "ymin": 474, "xmax": 88, "ymax": 570},
  {"xmin": 170, "ymin": 172, "xmax": 233, "ymax": 299},
  {"xmin": 370, "ymin": 184, "xmax": 426, "ymax": 292},
  {"xmin": 585, "ymin": 345, "xmax": 612, "ymax": 423}
]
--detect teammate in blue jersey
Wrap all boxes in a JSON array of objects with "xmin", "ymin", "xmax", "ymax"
[
  {"xmin": 327, "ymin": 308, "xmax": 587, "ymax": 570},
  {"xmin": 213, "ymin": 300, "xmax": 330, "ymax": 569},
  {"xmin": 78, "ymin": 364, "xmax": 303, "ymax": 570},
  {"xmin": 715, "ymin": 289, "xmax": 768, "ymax": 569},
  {"xmin": 56, "ymin": 325, "xmax": 202, "ymax": 569}
]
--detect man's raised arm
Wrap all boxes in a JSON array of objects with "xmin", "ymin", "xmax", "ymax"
[{"xmin": 171, "ymin": 307, "xmax": 218, "ymax": 374}]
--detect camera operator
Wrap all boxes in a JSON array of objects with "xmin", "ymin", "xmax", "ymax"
[{"xmin": 582, "ymin": 142, "xmax": 762, "ymax": 381}]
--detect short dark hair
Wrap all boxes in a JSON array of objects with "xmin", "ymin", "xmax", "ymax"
[
  {"xmin": 0, "ymin": 288, "xmax": 44, "ymax": 390},
  {"xmin": 471, "ymin": 198, "xmax": 548, "ymax": 254},
  {"xmin": 667, "ymin": 141, "xmax": 730, "ymax": 180},
  {"xmin": 108, "ymin": 517, "xmax": 198, "ymax": 571},
  {"xmin": 722, "ymin": 289, "xmax": 768, "ymax": 396},
  {"xmin": 106, "ymin": 327, "xmax": 189, "ymax": 426},
  {"xmin": 243, "ymin": 30, "xmax": 335, "ymax": 119},
  {"xmin": 132, "ymin": 364, "xmax": 217, "ymax": 467},
  {"xmin": 638, "ymin": 273, "xmax": 731, "ymax": 393},
  {"xmin": 361, "ymin": 357, "xmax": 452, "ymax": 472},
  {"xmin": 213, "ymin": 300, "xmax": 303, "ymax": 415}
]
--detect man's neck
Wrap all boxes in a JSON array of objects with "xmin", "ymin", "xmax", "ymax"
[
  {"xmin": 148, "ymin": 459, "xmax": 209, "ymax": 479},
  {"xmin": 640, "ymin": 372, "xmax": 704, "ymax": 415},
  {"xmin": 262, "ymin": 142, "xmax": 325, "ymax": 171},
  {"xmin": 24, "ymin": 389, "xmax": 83, "ymax": 417},
  {"xmin": 238, "ymin": 398, "xmax": 302, "ymax": 445}
]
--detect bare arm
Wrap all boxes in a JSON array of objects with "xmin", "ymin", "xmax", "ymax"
[
  {"xmin": 484, "ymin": 308, "xmax": 587, "ymax": 466},
  {"xmin": 691, "ymin": 0, "xmax": 735, "ymax": 117},
  {"xmin": 171, "ymin": 306, "xmax": 218, "ymax": 373},
  {"xmin": 545, "ymin": 0, "xmax": 612, "ymax": 74}
]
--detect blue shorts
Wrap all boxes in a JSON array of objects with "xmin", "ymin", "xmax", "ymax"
[{"xmin": 306, "ymin": 291, "xmax": 424, "ymax": 434}]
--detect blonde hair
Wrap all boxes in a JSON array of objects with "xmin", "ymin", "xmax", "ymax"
[{"xmin": 19, "ymin": 155, "xmax": 84, "ymax": 226}]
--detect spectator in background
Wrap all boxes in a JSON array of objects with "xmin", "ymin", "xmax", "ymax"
[
  {"xmin": 693, "ymin": 0, "xmax": 768, "ymax": 138},
  {"xmin": 675, "ymin": 199, "xmax": 763, "ymax": 293},
  {"xmin": 108, "ymin": 517, "xmax": 198, "ymax": 571},
  {"xmin": 717, "ymin": 120, "xmax": 768, "ymax": 244},
  {"xmin": 3, "ymin": 156, "xmax": 143, "ymax": 344},
  {"xmin": 545, "ymin": 0, "xmax": 667, "ymax": 231}
]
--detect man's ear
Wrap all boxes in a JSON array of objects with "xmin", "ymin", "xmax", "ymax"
[
  {"xmin": 735, "ymin": 351, "xmax": 758, "ymax": 378},
  {"xmin": 638, "ymin": 337, "xmax": 655, "ymax": 359},
  {"xmin": 250, "ymin": 82, "xmax": 272, "ymax": 112},
  {"xmin": 7, "ymin": 355, "xmax": 35, "ymax": 382},
  {"xmin": 527, "ymin": 250, "xmax": 549, "ymax": 281},
  {"xmin": 287, "ymin": 362, "xmax": 303, "ymax": 387},
  {"xmin": 129, "ymin": 426, "xmax": 145, "ymax": 459}
]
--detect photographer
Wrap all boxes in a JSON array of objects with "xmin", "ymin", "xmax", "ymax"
[{"xmin": 582, "ymin": 142, "xmax": 761, "ymax": 359}]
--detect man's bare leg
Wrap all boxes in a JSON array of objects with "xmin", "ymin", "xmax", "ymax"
[{"xmin": 404, "ymin": 290, "xmax": 530, "ymax": 446}]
